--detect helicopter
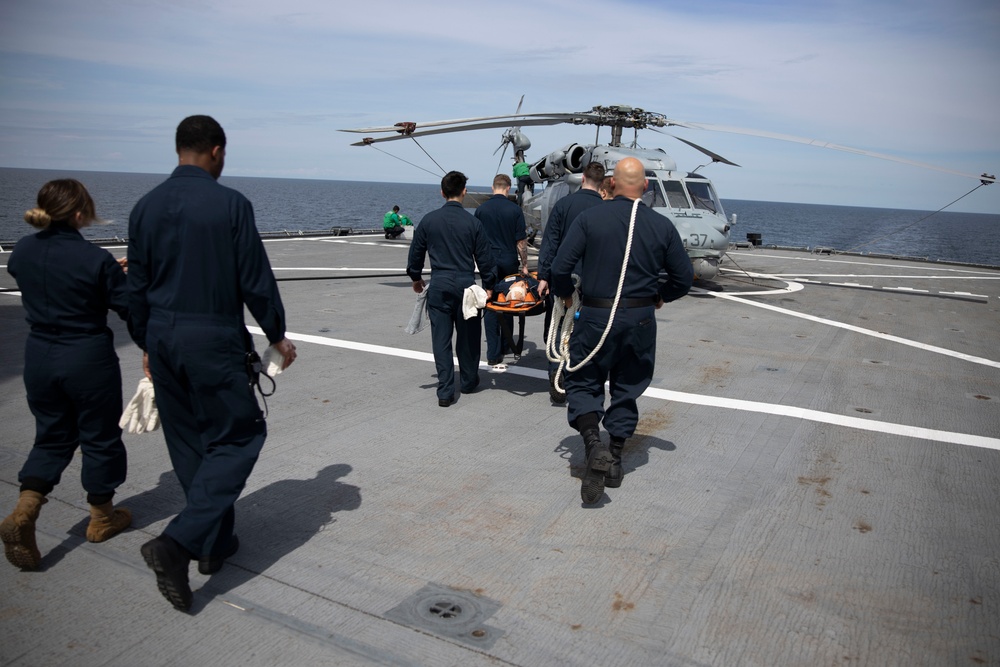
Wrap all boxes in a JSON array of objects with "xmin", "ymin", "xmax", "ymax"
[{"xmin": 342, "ymin": 103, "xmax": 995, "ymax": 281}]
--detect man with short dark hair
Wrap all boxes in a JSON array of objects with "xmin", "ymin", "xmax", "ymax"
[
  {"xmin": 474, "ymin": 173, "xmax": 527, "ymax": 366},
  {"xmin": 407, "ymin": 171, "xmax": 496, "ymax": 406},
  {"xmin": 128, "ymin": 115, "xmax": 297, "ymax": 610},
  {"xmin": 537, "ymin": 161, "xmax": 606, "ymax": 403},
  {"xmin": 551, "ymin": 157, "xmax": 693, "ymax": 504}
]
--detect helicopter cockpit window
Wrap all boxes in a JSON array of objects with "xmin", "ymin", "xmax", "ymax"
[
  {"xmin": 686, "ymin": 180, "xmax": 719, "ymax": 213},
  {"xmin": 641, "ymin": 178, "xmax": 667, "ymax": 208},
  {"xmin": 662, "ymin": 180, "xmax": 690, "ymax": 208}
]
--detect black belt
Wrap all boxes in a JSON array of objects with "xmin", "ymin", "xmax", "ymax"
[
  {"xmin": 581, "ymin": 296, "xmax": 658, "ymax": 308},
  {"xmin": 31, "ymin": 324, "xmax": 102, "ymax": 335}
]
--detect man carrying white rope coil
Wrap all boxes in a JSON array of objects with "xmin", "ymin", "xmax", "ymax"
[
  {"xmin": 537, "ymin": 162, "xmax": 606, "ymax": 404},
  {"xmin": 549, "ymin": 157, "xmax": 693, "ymax": 505}
]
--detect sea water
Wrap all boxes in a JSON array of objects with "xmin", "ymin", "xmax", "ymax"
[{"xmin": 2, "ymin": 167, "xmax": 997, "ymax": 266}]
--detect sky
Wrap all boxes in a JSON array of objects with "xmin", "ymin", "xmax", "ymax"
[{"xmin": 1, "ymin": 0, "xmax": 998, "ymax": 214}]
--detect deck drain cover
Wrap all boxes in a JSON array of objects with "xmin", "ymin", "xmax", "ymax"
[{"xmin": 384, "ymin": 583, "xmax": 503, "ymax": 649}]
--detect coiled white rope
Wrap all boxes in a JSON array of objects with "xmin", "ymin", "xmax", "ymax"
[{"xmin": 546, "ymin": 198, "xmax": 641, "ymax": 393}]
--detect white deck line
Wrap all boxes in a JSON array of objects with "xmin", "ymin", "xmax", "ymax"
[
  {"xmin": 708, "ymin": 289, "xmax": 1000, "ymax": 370},
  {"xmin": 726, "ymin": 251, "xmax": 1000, "ymax": 274},
  {"xmin": 248, "ymin": 326, "xmax": 1000, "ymax": 453},
  {"xmin": 271, "ymin": 267, "xmax": 405, "ymax": 272}
]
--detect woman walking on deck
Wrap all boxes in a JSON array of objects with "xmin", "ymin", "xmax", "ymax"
[{"xmin": 1, "ymin": 179, "xmax": 132, "ymax": 570}]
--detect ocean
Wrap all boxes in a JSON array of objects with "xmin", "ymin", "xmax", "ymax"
[{"xmin": 2, "ymin": 167, "xmax": 998, "ymax": 266}]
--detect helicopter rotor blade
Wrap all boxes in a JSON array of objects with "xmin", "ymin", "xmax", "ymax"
[
  {"xmin": 494, "ymin": 142, "xmax": 510, "ymax": 175},
  {"xmin": 341, "ymin": 112, "xmax": 582, "ymax": 135},
  {"xmin": 493, "ymin": 95, "xmax": 528, "ymax": 159},
  {"xmin": 650, "ymin": 129, "xmax": 741, "ymax": 167},
  {"xmin": 348, "ymin": 117, "xmax": 579, "ymax": 146},
  {"xmin": 677, "ymin": 121, "xmax": 995, "ymax": 183},
  {"xmin": 343, "ymin": 107, "xmax": 694, "ymax": 144},
  {"xmin": 493, "ymin": 133, "xmax": 510, "ymax": 156}
]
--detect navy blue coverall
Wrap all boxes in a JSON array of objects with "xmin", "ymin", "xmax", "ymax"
[
  {"xmin": 127, "ymin": 165, "xmax": 287, "ymax": 562},
  {"xmin": 537, "ymin": 187, "xmax": 605, "ymax": 380},
  {"xmin": 474, "ymin": 194, "xmax": 526, "ymax": 362},
  {"xmin": 407, "ymin": 200, "xmax": 496, "ymax": 401},
  {"xmin": 7, "ymin": 222, "xmax": 130, "ymax": 503},
  {"xmin": 550, "ymin": 196, "xmax": 693, "ymax": 438}
]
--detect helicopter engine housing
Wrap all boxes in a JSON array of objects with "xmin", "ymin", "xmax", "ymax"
[{"xmin": 531, "ymin": 143, "xmax": 588, "ymax": 180}]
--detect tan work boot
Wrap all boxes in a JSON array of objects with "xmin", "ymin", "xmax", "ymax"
[
  {"xmin": 1, "ymin": 490, "xmax": 47, "ymax": 569},
  {"xmin": 85, "ymin": 502, "xmax": 132, "ymax": 543}
]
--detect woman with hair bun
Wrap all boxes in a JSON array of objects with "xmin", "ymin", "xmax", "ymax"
[{"xmin": 1, "ymin": 179, "xmax": 132, "ymax": 570}]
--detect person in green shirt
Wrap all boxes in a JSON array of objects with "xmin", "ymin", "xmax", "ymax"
[
  {"xmin": 383, "ymin": 205, "xmax": 405, "ymax": 239},
  {"xmin": 512, "ymin": 161, "xmax": 537, "ymax": 245},
  {"xmin": 512, "ymin": 161, "xmax": 533, "ymax": 206}
]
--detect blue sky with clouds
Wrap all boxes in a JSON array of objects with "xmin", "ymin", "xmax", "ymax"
[{"xmin": 1, "ymin": 0, "xmax": 997, "ymax": 213}]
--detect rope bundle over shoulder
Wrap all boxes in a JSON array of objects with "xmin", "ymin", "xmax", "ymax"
[{"xmin": 546, "ymin": 198, "xmax": 642, "ymax": 393}]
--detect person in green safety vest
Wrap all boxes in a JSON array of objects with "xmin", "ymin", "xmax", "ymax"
[
  {"xmin": 512, "ymin": 160, "xmax": 533, "ymax": 206},
  {"xmin": 512, "ymin": 160, "xmax": 537, "ymax": 245},
  {"xmin": 383, "ymin": 205, "xmax": 406, "ymax": 239}
]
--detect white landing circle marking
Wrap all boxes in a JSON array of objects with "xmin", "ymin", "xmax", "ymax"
[{"xmin": 707, "ymin": 273, "xmax": 1000, "ymax": 370}]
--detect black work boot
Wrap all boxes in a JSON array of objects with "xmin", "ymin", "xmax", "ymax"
[
  {"xmin": 605, "ymin": 437, "xmax": 626, "ymax": 488},
  {"xmin": 141, "ymin": 535, "xmax": 193, "ymax": 611},
  {"xmin": 577, "ymin": 413, "xmax": 611, "ymax": 504},
  {"xmin": 198, "ymin": 535, "xmax": 240, "ymax": 575}
]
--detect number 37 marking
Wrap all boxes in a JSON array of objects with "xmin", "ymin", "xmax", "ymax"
[{"xmin": 686, "ymin": 234, "xmax": 708, "ymax": 247}]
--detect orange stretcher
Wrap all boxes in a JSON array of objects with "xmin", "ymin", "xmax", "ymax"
[{"xmin": 485, "ymin": 274, "xmax": 546, "ymax": 359}]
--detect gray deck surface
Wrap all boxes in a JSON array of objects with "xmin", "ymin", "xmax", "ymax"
[{"xmin": 1, "ymin": 235, "xmax": 998, "ymax": 666}]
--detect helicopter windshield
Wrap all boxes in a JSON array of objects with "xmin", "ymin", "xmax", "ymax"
[
  {"xmin": 685, "ymin": 180, "xmax": 720, "ymax": 214},
  {"xmin": 662, "ymin": 180, "xmax": 691, "ymax": 208},
  {"xmin": 641, "ymin": 176, "xmax": 667, "ymax": 208}
]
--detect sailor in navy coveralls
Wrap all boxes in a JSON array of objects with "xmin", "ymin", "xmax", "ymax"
[
  {"xmin": 473, "ymin": 173, "xmax": 528, "ymax": 365},
  {"xmin": 550, "ymin": 158, "xmax": 693, "ymax": 504},
  {"xmin": 407, "ymin": 171, "xmax": 496, "ymax": 406},
  {"xmin": 2, "ymin": 179, "xmax": 133, "ymax": 570},
  {"xmin": 536, "ymin": 162, "xmax": 606, "ymax": 402},
  {"xmin": 128, "ymin": 115, "xmax": 297, "ymax": 610}
]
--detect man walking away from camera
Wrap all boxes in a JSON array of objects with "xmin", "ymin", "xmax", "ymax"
[
  {"xmin": 537, "ymin": 161, "xmax": 606, "ymax": 403},
  {"xmin": 128, "ymin": 115, "xmax": 297, "ymax": 611},
  {"xmin": 407, "ymin": 171, "xmax": 496, "ymax": 407},
  {"xmin": 474, "ymin": 173, "xmax": 527, "ymax": 366},
  {"xmin": 550, "ymin": 157, "xmax": 692, "ymax": 505}
]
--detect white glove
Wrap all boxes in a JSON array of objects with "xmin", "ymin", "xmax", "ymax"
[
  {"xmin": 261, "ymin": 345, "xmax": 284, "ymax": 376},
  {"xmin": 138, "ymin": 379, "xmax": 159, "ymax": 432},
  {"xmin": 119, "ymin": 378, "xmax": 161, "ymax": 434}
]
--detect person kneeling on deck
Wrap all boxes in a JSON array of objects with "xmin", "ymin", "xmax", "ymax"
[
  {"xmin": 550, "ymin": 158, "xmax": 693, "ymax": 505},
  {"xmin": 384, "ymin": 205, "xmax": 406, "ymax": 239}
]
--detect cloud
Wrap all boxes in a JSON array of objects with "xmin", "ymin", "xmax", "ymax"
[{"xmin": 0, "ymin": 0, "xmax": 997, "ymax": 213}]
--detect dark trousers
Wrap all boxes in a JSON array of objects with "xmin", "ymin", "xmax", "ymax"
[
  {"xmin": 19, "ymin": 331, "xmax": 127, "ymax": 500},
  {"xmin": 385, "ymin": 225, "xmax": 405, "ymax": 239},
  {"xmin": 427, "ymin": 276, "xmax": 482, "ymax": 400},
  {"xmin": 484, "ymin": 260, "xmax": 518, "ymax": 361},
  {"xmin": 146, "ymin": 312, "xmax": 265, "ymax": 559},
  {"xmin": 516, "ymin": 176, "xmax": 534, "ymax": 206},
  {"xmin": 565, "ymin": 306, "xmax": 657, "ymax": 439}
]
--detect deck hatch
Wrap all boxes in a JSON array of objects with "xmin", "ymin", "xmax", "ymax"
[{"xmin": 383, "ymin": 582, "xmax": 504, "ymax": 649}]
